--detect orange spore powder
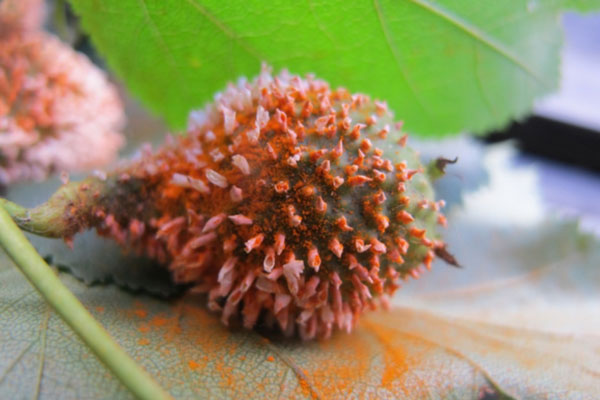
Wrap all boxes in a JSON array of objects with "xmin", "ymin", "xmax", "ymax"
[
  {"xmin": 94, "ymin": 66, "xmax": 449, "ymax": 340},
  {"xmin": 123, "ymin": 299, "xmax": 434, "ymax": 399}
]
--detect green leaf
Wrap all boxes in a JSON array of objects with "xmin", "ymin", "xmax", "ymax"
[
  {"xmin": 2, "ymin": 205, "xmax": 599, "ymax": 397},
  {"xmin": 68, "ymin": 0, "xmax": 599, "ymax": 136},
  {"xmin": 561, "ymin": 0, "xmax": 600, "ymax": 12}
]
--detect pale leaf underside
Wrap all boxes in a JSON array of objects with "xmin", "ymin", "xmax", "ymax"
[{"xmin": 1, "ymin": 211, "xmax": 598, "ymax": 399}]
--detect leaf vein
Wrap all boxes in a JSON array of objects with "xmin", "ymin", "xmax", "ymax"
[
  {"xmin": 372, "ymin": 0, "xmax": 433, "ymax": 117},
  {"xmin": 473, "ymin": 41, "xmax": 498, "ymax": 119},
  {"xmin": 184, "ymin": 0, "xmax": 264, "ymax": 61},
  {"xmin": 0, "ymin": 341, "xmax": 35, "ymax": 385},
  {"xmin": 364, "ymin": 319, "xmax": 517, "ymax": 399},
  {"xmin": 137, "ymin": 0, "xmax": 178, "ymax": 70},
  {"xmin": 406, "ymin": 0, "xmax": 549, "ymax": 87},
  {"xmin": 0, "ymin": 290, "xmax": 35, "ymax": 314},
  {"xmin": 33, "ymin": 306, "xmax": 51, "ymax": 400},
  {"xmin": 261, "ymin": 338, "xmax": 323, "ymax": 399},
  {"xmin": 413, "ymin": 255, "xmax": 572, "ymax": 301}
]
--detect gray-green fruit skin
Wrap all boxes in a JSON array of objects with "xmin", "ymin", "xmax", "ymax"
[{"xmin": 0, "ymin": 69, "xmax": 456, "ymax": 340}]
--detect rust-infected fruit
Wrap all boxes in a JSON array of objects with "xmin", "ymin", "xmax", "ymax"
[{"xmin": 3, "ymin": 67, "xmax": 456, "ymax": 340}]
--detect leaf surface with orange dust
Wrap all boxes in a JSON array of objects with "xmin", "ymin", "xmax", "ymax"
[
  {"xmin": 1, "ymin": 146, "xmax": 600, "ymax": 398},
  {"xmin": 1, "ymin": 212, "xmax": 599, "ymax": 399}
]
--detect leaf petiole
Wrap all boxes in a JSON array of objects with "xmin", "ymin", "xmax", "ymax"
[{"xmin": 0, "ymin": 203, "xmax": 172, "ymax": 400}]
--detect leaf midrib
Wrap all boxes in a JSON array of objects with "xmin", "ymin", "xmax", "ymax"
[
  {"xmin": 363, "ymin": 316, "xmax": 518, "ymax": 400},
  {"xmin": 185, "ymin": 0, "xmax": 548, "ymax": 87},
  {"xmin": 406, "ymin": 0, "xmax": 548, "ymax": 86},
  {"xmin": 184, "ymin": 0, "xmax": 264, "ymax": 60}
]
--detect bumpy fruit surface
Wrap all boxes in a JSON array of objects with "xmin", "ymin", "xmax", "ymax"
[{"xmin": 7, "ymin": 67, "xmax": 454, "ymax": 340}]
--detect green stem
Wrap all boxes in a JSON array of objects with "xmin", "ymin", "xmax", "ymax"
[
  {"xmin": 0, "ymin": 178, "xmax": 106, "ymax": 238},
  {"xmin": 0, "ymin": 205, "xmax": 172, "ymax": 400}
]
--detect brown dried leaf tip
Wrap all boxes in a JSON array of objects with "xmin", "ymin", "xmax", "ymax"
[
  {"xmin": 0, "ymin": 0, "xmax": 125, "ymax": 185},
  {"xmin": 7, "ymin": 66, "xmax": 456, "ymax": 340}
]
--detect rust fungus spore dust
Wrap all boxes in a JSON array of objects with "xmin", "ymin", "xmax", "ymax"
[{"xmin": 3, "ymin": 65, "xmax": 456, "ymax": 340}]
